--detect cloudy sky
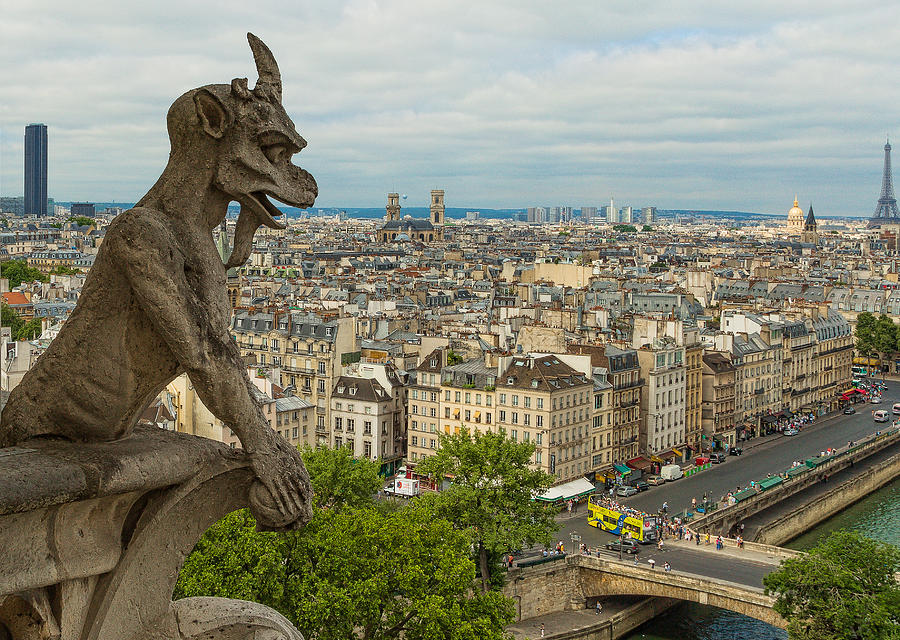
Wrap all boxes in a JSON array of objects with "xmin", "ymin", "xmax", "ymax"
[{"xmin": 2, "ymin": 1, "xmax": 899, "ymax": 215}]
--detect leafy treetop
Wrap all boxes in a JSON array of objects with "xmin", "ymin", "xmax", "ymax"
[
  {"xmin": 417, "ymin": 428, "xmax": 558, "ymax": 593},
  {"xmin": 763, "ymin": 530, "xmax": 900, "ymax": 640}
]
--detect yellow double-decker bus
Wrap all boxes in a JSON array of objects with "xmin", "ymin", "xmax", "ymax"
[{"xmin": 587, "ymin": 496, "xmax": 658, "ymax": 543}]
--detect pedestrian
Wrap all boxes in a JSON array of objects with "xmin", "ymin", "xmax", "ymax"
[
  {"xmin": 691, "ymin": 497, "xmax": 697, "ymax": 510},
  {"xmin": 596, "ymin": 601, "xmax": 602, "ymax": 615},
  {"xmin": 633, "ymin": 552, "xmax": 638, "ymax": 565},
  {"xmin": 648, "ymin": 558, "xmax": 656, "ymax": 569},
  {"xmin": 664, "ymin": 562, "xmax": 671, "ymax": 572},
  {"xmin": 540, "ymin": 623, "xmax": 545, "ymax": 638},
  {"xmin": 696, "ymin": 531, "xmax": 701, "ymax": 546}
]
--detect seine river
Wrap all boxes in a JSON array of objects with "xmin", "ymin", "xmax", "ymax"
[{"xmin": 623, "ymin": 475, "xmax": 900, "ymax": 640}]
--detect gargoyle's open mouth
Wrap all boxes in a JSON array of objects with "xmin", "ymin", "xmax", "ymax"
[{"xmin": 248, "ymin": 191, "xmax": 287, "ymax": 230}]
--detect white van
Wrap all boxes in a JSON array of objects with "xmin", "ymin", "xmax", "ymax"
[
  {"xmin": 892, "ymin": 403, "xmax": 900, "ymax": 415},
  {"xmin": 659, "ymin": 464, "xmax": 684, "ymax": 481},
  {"xmin": 874, "ymin": 410, "xmax": 890, "ymax": 423}
]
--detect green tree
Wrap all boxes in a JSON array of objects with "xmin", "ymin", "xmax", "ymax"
[
  {"xmin": 0, "ymin": 260, "xmax": 47, "ymax": 288},
  {"xmin": 873, "ymin": 314, "xmax": 898, "ymax": 377},
  {"xmin": 447, "ymin": 350, "xmax": 463, "ymax": 365},
  {"xmin": 176, "ymin": 448, "xmax": 516, "ymax": 640},
  {"xmin": 763, "ymin": 530, "xmax": 900, "ymax": 640},
  {"xmin": 612, "ymin": 224, "xmax": 638, "ymax": 233},
  {"xmin": 642, "ymin": 225, "xmax": 653, "ymax": 231},
  {"xmin": 15, "ymin": 318, "xmax": 41, "ymax": 341},
  {"xmin": 417, "ymin": 428, "xmax": 558, "ymax": 593},
  {"xmin": 68, "ymin": 215, "xmax": 95, "ymax": 227},
  {"xmin": 1, "ymin": 303, "xmax": 24, "ymax": 337},
  {"xmin": 299, "ymin": 444, "xmax": 382, "ymax": 511},
  {"xmin": 49, "ymin": 265, "xmax": 80, "ymax": 276},
  {"xmin": 648, "ymin": 261, "xmax": 668, "ymax": 272}
]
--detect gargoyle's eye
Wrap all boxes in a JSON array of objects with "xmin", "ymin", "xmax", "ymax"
[{"xmin": 262, "ymin": 143, "xmax": 288, "ymax": 164}]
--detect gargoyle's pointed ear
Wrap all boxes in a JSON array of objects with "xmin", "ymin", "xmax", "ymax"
[{"xmin": 193, "ymin": 89, "xmax": 230, "ymax": 139}]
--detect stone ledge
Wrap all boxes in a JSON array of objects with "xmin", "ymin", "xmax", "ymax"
[{"xmin": 0, "ymin": 425, "xmax": 245, "ymax": 516}]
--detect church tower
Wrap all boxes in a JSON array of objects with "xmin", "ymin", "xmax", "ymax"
[
  {"xmin": 430, "ymin": 189, "xmax": 445, "ymax": 241},
  {"xmin": 801, "ymin": 204, "xmax": 818, "ymax": 245},
  {"xmin": 386, "ymin": 193, "xmax": 401, "ymax": 221}
]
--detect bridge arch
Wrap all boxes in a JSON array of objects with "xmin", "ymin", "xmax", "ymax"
[
  {"xmin": 506, "ymin": 555, "xmax": 786, "ymax": 630},
  {"xmin": 577, "ymin": 557, "xmax": 785, "ymax": 629}
]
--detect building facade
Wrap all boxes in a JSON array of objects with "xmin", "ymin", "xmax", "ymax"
[{"xmin": 24, "ymin": 123, "xmax": 48, "ymax": 216}]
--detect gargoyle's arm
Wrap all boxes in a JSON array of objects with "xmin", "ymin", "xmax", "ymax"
[{"xmin": 107, "ymin": 212, "xmax": 308, "ymax": 518}]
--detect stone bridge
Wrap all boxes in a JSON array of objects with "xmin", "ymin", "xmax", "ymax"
[{"xmin": 505, "ymin": 545, "xmax": 789, "ymax": 630}]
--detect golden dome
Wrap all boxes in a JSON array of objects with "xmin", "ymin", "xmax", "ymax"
[{"xmin": 787, "ymin": 196, "xmax": 804, "ymax": 231}]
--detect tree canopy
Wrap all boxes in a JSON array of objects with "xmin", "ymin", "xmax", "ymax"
[
  {"xmin": 299, "ymin": 444, "xmax": 382, "ymax": 511},
  {"xmin": 1, "ymin": 303, "xmax": 41, "ymax": 341},
  {"xmin": 176, "ymin": 446, "xmax": 516, "ymax": 640},
  {"xmin": 763, "ymin": 530, "xmax": 900, "ymax": 640},
  {"xmin": 613, "ymin": 224, "xmax": 638, "ymax": 232},
  {"xmin": 855, "ymin": 312, "xmax": 899, "ymax": 373},
  {"xmin": 416, "ymin": 428, "xmax": 558, "ymax": 592},
  {"xmin": 68, "ymin": 215, "xmax": 95, "ymax": 227},
  {"xmin": 1, "ymin": 260, "xmax": 47, "ymax": 288}
]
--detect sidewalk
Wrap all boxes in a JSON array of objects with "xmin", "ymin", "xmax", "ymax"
[{"xmin": 506, "ymin": 597, "xmax": 645, "ymax": 639}]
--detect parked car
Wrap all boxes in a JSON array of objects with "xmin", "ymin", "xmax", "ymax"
[
  {"xmin": 892, "ymin": 403, "xmax": 900, "ymax": 415},
  {"xmin": 729, "ymin": 447, "xmax": 743, "ymax": 456},
  {"xmin": 616, "ymin": 485, "xmax": 638, "ymax": 497},
  {"xmin": 605, "ymin": 539, "xmax": 640, "ymax": 554},
  {"xmin": 633, "ymin": 479, "xmax": 649, "ymax": 492},
  {"xmin": 646, "ymin": 475, "xmax": 666, "ymax": 485},
  {"xmin": 710, "ymin": 453, "xmax": 726, "ymax": 464},
  {"xmin": 784, "ymin": 428, "xmax": 799, "ymax": 436},
  {"xmin": 871, "ymin": 396, "xmax": 882, "ymax": 404},
  {"xmin": 843, "ymin": 406, "xmax": 856, "ymax": 415},
  {"xmin": 694, "ymin": 456, "xmax": 710, "ymax": 466},
  {"xmin": 874, "ymin": 410, "xmax": 890, "ymax": 423}
]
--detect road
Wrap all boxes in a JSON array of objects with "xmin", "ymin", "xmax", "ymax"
[
  {"xmin": 543, "ymin": 380, "xmax": 900, "ymax": 586},
  {"xmin": 621, "ymin": 380, "xmax": 900, "ymax": 517}
]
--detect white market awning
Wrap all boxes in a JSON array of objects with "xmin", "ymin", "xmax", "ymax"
[{"xmin": 535, "ymin": 477, "xmax": 596, "ymax": 503}]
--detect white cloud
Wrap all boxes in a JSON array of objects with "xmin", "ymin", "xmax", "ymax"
[{"xmin": 1, "ymin": 0, "xmax": 898, "ymax": 214}]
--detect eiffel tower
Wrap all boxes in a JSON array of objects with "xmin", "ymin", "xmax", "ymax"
[{"xmin": 869, "ymin": 138, "xmax": 900, "ymax": 227}]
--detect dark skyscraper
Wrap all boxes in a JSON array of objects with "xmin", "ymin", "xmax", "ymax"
[{"xmin": 24, "ymin": 123, "xmax": 48, "ymax": 216}]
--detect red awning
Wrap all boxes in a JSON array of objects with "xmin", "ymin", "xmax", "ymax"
[{"xmin": 626, "ymin": 456, "xmax": 653, "ymax": 471}]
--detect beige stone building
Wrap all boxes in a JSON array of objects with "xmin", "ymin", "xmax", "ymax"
[
  {"xmin": 230, "ymin": 311, "xmax": 357, "ymax": 437},
  {"xmin": 701, "ymin": 352, "xmax": 737, "ymax": 449},
  {"xmin": 590, "ymin": 372, "xmax": 615, "ymax": 474},
  {"xmin": 685, "ymin": 339, "xmax": 704, "ymax": 454},
  {"xmin": 570, "ymin": 344, "xmax": 641, "ymax": 464},
  {"xmin": 407, "ymin": 348, "xmax": 447, "ymax": 463},
  {"xmin": 496, "ymin": 354, "xmax": 594, "ymax": 482},
  {"xmin": 330, "ymin": 361, "xmax": 407, "ymax": 474}
]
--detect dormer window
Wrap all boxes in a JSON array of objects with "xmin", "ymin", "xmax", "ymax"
[
  {"xmin": 507, "ymin": 377, "xmax": 515, "ymax": 385},
  {"xmin": 337, "ymin": 386, "xmax": 345, "ymax": 394},
  {"xmin": 350, "ymin": 387, "xmax": 357, "ymax": 395},
  {"xmin": 531, "ymin": 379, "xmax": 539, "ymax": 388},
  {"xmin": 430, "ymin": 359, "xmax": 437, "ymax": 367}
]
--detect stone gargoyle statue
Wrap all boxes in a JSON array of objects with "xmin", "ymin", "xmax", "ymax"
[{"xmin": 0, "ymin": 33, "xmax": 314, "ymax": 532}]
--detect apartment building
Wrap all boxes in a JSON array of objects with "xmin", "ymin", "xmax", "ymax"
[
  {"xmin": 330, "ymin": 360, "xmax": 407, "ymax": 474},
  {"xmin": 571, "ymin": 344, "xmax": 641, "ymax": 464},
  {"xmin": 685, "ymin": 338, "xmax": 704, "ymax": 454},
  {"xmin": 497, "ymin": 354, "xmax": 594, "ymax": 482},
  {"xmin": 407, "ymin": 348, "xmax": 446, "ymax": 462},
  {"xmin": 231, "ymin": 311, "xmax": 357, "ymax": 436},
  {"xmin": 701, "ymin": 352, "xmax": 737, "ymax": 449},
  {"xmin": 436, "ymin": 358, "xmax": 497, "ymax": 438},
  {"xmin": 636, "ymin": 340, "xmax": 687, "ymax": 458},
  {"xmin": 590, "ymin": 370, "xmax": 615, "ymax": 474}
]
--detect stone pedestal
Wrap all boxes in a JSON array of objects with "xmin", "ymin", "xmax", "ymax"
[{"xmin": 0, "ymin": 426, "xmax": 303, "ymax": 640}]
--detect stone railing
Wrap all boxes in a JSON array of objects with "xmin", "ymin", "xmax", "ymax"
[{"xmin": 0, "ymin": 426, "xmax": 303, "ymax": 640}]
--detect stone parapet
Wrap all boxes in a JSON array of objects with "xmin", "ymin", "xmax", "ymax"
[{"xmin": 0, "ymin": 426, "xmax": 304, "ymax": 640}]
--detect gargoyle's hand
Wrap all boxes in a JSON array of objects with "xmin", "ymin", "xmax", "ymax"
[{"xmin": 248, "ymin": 434, "xmax": 313, "ymax": 531}]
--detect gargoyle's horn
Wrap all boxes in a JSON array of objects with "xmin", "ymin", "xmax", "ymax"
[{"xmin": 247, "ymin": 33, "xmax": 282, "ymax": 102}]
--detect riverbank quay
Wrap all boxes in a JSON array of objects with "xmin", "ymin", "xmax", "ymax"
[
  {"xmin": 741, "ymin": 442, "xmax": 900, "ymax": 545},
  {"xmin": 689, "ymin": 427, "xmax": 900, "ymax": 538}
]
